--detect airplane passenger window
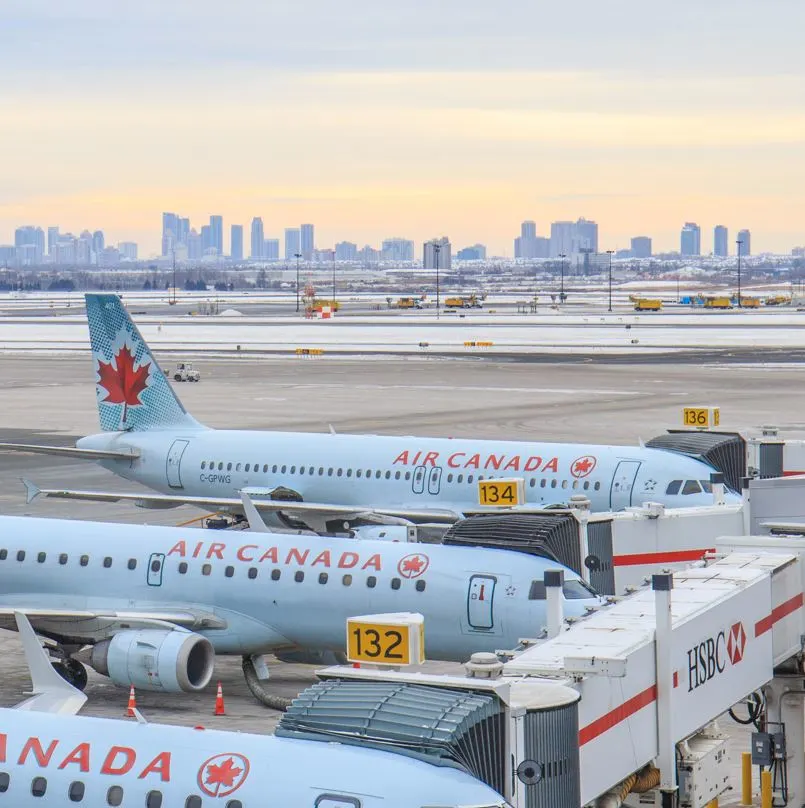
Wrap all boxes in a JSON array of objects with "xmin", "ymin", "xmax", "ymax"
[
  {"xmin": 395, "ymin": 471, "xmax": 401, "ymax": 480},
  {"xmin": 356, "ymin": 470, "xmax": 362, "ymax": 478},
  {"xmin": 69, "ymin": 780, "xmax": 85, "ymax": 801},
  {"xmin": 150, "ymin": 559, "xmax": 161, "ymax": 573},
  {"xmin": 248, "ymin": 568, "xmax": 258, "ymax": 579},
  {"xmin": 218, "ymin": 462, "xmax": 223, "ymax": 471},
  {"xmin": 561, "ymin": 480, "xmax": 568, "ymax": 489},
  {"xmin": 179, "ymin": 562, "xmax": 188, "ymax": 574},
  {"xmin": 0, "ymin": 549, "xmax": 6, "ymax": 560},
  {"xmin": 107, "ymin": 785, "xmax": 124, "ymax": 806},
  {"xmin": 202, "ymin": 564, "xmax": 211, "ymax": 576},
  {"xmin": 16, "ymin": 551, "xmax": 25, "ymax": 561},
  {"xmin": 665, "ymin": 480, "xmax": 682, "ymax": 495},
  {"xmin": 295, "ymin": 571, "xmax": 304, "ymax": 582},
  {"xmin": 447, "ymin": 474, "xmax": 453, "ymax": 482},
  {"xmin": 346, "ymin": 469, "xmax": 352, "ymax": 477},
  {"xmin": 342, "ymin": 574, "xmax": 352, "ymax": 586},
  {"xmin": 31, "ymin": 776, "xmax": 47, "ymax": 796},
  {"xmin": 263, "ymin": 464, "xmax": 269, "ymax": 473},
  {"xmin": 563, "ymin": 579, "xmax": 598, "ymax": 599},
  {"xmin": 319, "ymin": 467, "xmax": 324, "ymax": 475},
  {"xmin": 238, "ymin": 463, "xmax": 243, "ymax": 472},
  {"xmin": 273, "ymin": 465, "xmax": 278, "ymax": 473},
  {"xmin": 224, "ymin": 566, "xmax": 234, "ymax": 578},
  {"xmin": 185, "ymin": 796, "xmax": 202, "ymax": 808},
  {"xmin": 227, "ymin": 462, "xmax": 233, "ymax": 471},
  {"xmin": 0, "ymin": 772, "xmax": 9, "ymax": 792},
  {"xmin": 540, "ymin": 479, "xmax": 546, "ymax": 488},
  {"xmin": 366, "ymin": 469, "xmax": 372, "ymax": 477},
  {"xmin": 319, "ymin": 573, "xmax": 328, "ymax": 584},
  {"xmin": 59, "ymin": 553, "xmax": 67, "ymax": 565},
  {"xmin": 271, "ymin": 569, "xmax": 281, "ymax": 581},
  {"xmin": 550, "ymin": 480, "xmax": 557, "ymax": 489},
  {"xmin": 226, "ymin": 800, "xmax": 243, "ymax": 808},
  {"xmin": 528, "ymin": 581, "xmax": 546, "ymax": 600},
  {"xmin": 457, "ymin": 474, "xmax": 463, "ymax": 483},
  {"xmin": 209, "ymin": 460, "xmax": 214, "ymax": 468},
  {"xmin": 145, "ymin": 790, "xmax": 163, "ymax": 808},
  {"xmin": 529, "ymin": 478, "xmax": 535, "ymax": 487},
  {"xmin": 80, "ymin": 555, "xmax": 89, "ymax": 567},
  {"xmin": 201, "ymin": 461, "xmax": 206, "ymax": 470},
  {"xmin": 376, "ymin": 471, "xmax": 382, "ymax": 479},
  {"xmin": 127, "ymin": 559, "xmax": 137, "ymax": 570},
  {"xmin": 366, "ymin": 576, "xmax": 376, "ymax": 588},
  {"xmin": 337, "ymin": 469, "xmax": 343, "ymax": 477},
  {"xmin": 594, "ymin": 482, "xmax": 601, "ymax": 490},
  {"xmin": 682, "ymin": 480, "xmax": 702, "ymax": 495},
  {"xmin": 391, "ymin": 578, "xmax": 401, "ymax": 590},
  {"xmin": 37, "ymin": 552, "xmax": 46, "ymax": 563},
  {"xmin": 104, "ymin": 557, "xmax": 112, "ymax": 568},
  {"xmin": 583, "ymin": 481, "xmax": 590, "ymax": 490},
  {"xmin": 385, "ymin": 471, "xmax": 391, "ymax": 479},
  {"xmin": 290, "ymin": 466, "xmax": 296, "ymax": 474},
  {"xmin": 327, "ymin": 468, "xmax": 333, "ymax": 476},
  {"xmin": 700, "ymin": 480, "xmax": 713, "ymax": 493},
  {"xmin": 281, "ymin": 465, "xmax": 287, "ymax": 473},
  {"xmin": 416, "ymin": 580, "xmax": 426, "ymax": 592},
  {"xmin": 309, "ymin": 467, "xmax": 315, "ymax": 475},
  {"xmin": 466, "ymin": 474, "xmax": 472, "ymax": 483},
  {"xmin": 572, "ymin": 480, "xmax": 578, "ymax": 490}
]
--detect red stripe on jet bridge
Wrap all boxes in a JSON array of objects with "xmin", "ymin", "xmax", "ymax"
[
  {"xmin": 782, "ymin": 471, "xmax": 805, "ymax": 477},
  {"xmin": 612, "ymin": 549, "xmax": 714, "ymax": 567},
  {"xmin": 754, "ymin": 593, "xmax": 804, "ymax": 637}
]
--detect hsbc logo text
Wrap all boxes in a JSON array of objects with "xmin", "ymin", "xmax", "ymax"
[{"xmin": 687, "ymin": 622, "xmax": 747, "ymax": 692}]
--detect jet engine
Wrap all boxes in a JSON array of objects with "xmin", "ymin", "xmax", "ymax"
[{"xmin": 85, "ymin": 629, "xmax": 215, "ymax": 693}]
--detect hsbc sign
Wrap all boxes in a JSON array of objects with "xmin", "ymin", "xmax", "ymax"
[{"xmin": 687, "ymin": 621, "xmax": 747, "ymax": 692}]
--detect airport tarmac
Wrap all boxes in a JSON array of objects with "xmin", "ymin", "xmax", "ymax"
[{"xmin": 0, "ymin": 354, "xmax": 803, "ymax": 741}]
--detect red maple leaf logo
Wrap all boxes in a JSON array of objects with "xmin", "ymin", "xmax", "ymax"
[
  {"xmin": 198, "ymin": 753, "xmax": 250, "ymax": 797},
  {"xmin": 96, "ymin": 345, "xmax": 150, "ymax": 423},
  {"xmin": 397, "ymin": 553, "xmax": 430, "ymax": 579},
  {"xmin": 403, "ymin": 556, "xmax": 424, "ymax": 573},
  {"xmin": 571, "ymin": 455, "xmax": 597, "ymax": 479}
]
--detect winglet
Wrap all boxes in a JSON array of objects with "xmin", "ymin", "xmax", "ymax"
[
  {"xmin": 13, "ymin": 612, "xmax": 87, "ymax": 715},
  {"xmin": 239, "ymin": 491, "xmax": 270, "ymax": 533},
  {"xmin": 21, "ymin": 478, "xmax": 41, "ymax": 504},
  {"xmin": 328, "ymin": 424, "xmax": 337, "ymax": 435}
]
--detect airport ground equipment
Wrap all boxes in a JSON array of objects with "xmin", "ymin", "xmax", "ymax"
[
  {"xmin": 169, "ymin": 362, "xmax": 200, "ymax": 382},
  {"xmin": 634, "ymin": 298, "xmax": 662, "ymax": 311},
  {"xmin": 312, "ymin": 538, "xmax": 805, "ymax": 808}
]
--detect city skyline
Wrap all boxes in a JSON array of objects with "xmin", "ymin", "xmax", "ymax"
[{"xmin": 1, "ymin": 2, "xmax": 802, "ymax": 257}]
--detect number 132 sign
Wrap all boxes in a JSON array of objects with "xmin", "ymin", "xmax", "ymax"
[{"xmin": 346, "ymin": 613, "xmax": 425, "ymax": 666}]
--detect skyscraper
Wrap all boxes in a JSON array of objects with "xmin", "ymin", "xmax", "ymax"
[
  {"xmin": 285, "ymin": 228, "xmax": 301, "ymax": 260},
  {"xmin": 381, "ymin": 238, "xmax": 415, "ymax": 261},
  {"xmin": 119, "ymin": 242, "xmax": 138, "ymax": 261},
  {"xmin": 631, "ymin": 237, "xmax": 652, "ymax": 258},
  {"xmin": 300, "ymin": 224, "xmax": 315, "ymax": 260},
  {"xmin": 335, "ymin": 241, "xmax": 358, "ymax": 261},
  {"xmin": 47, "ymin": 227, "xmax": 59, "ymax": 256},
  {"xmin": 92, "ymin": 230, "xmax": 105, "ymax": 260},
  {"xmin": 200, "ymin": 225, "xmax": 212, "ymax": 254},
  {"xmin": 737, "ymin": 229, "xmax": 751, "ymax": 256},
  {"xmin": 263, "ymin": 239, "xmax": 280, "ymax": 260},
  {"xmin": 230, "ymin": 225, "xmax": 243, "ymax": 261},
  {"xmin": 250, "ymin": 218, "xmax": 264, "ymax": 259},
  {"xmin": 162, "ymin": 212, "xmax": 178, "ymax": 256},
  {"xmin": 457, "ymin": 244, "xmax": 487, "ymax": 260},
  {"xmin": 187, "ymin": 229, "xmax": 202, "ymax": 260},
  {"xmin": 549, "ymin": 221, "xmax": 575, "ymax": 257},
  {"xmin": 423, "ymin": 237, "xmax": 451, "ymax": 270},
  {"xmin": 209, "ymin": 215, "xmax": 223, "ymax": 256},
  {"xmin": 515, "ymin": 221, "xmax": 546, "ymax": 259},
  {"xmin": 575, "ymin": 219, "xmax": 598, "ymax": 253},
  {"xmin": 714, "ymin": 225, "xmax": 728, "ymax": 257},
  {"xmin": 521, "ymin": 221, "xmax": 537, "ymax": 240},
  {"xmin": 177, "ymin": 218, "xmax": 190, "ymax": 248},
  {"xmin": 14, "ymin": 226, "xmax": 45, "ymax": 264},
  {"xmin": 680, "ymin": 223, "xmax": 701, "ymax": 256}
]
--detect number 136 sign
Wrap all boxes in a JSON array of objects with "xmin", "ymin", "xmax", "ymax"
[{"xmin": 346, "ymin": 613, "xmax": 425, "ymax": 666}]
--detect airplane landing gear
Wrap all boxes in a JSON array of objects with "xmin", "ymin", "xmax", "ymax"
[
  {"xmin": 52, "ymin": 658, "xmax": 88, "ymax": 691},
  {"xmin": 241, "ymin": 655, "xmax": 292, "ymax": 711}
]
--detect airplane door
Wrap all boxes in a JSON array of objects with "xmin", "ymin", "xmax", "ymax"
[
  {"xmin": 610, "ymin": 460, "xmax": 641, "ymax": 510},
  {"xmin": 411, "ymin": 464, "xmax": 426, "ymax": 494},
  {"xmin": 147, "ymin": 552, "xmax": 165, "ymax": 586},
  {"xmin": 314, "ymin": 796, "xmax": 360, "ymax": 808},
  {"xmin": 166, "ymin": 439, "xmax": 189, "ymax": 489},
  {"xmin": 467, "ymin": 574, "xmax": 496, "ymax": 630},
  {"xmin": 427, "ymin": 466, "xmax": 442, "ymax": 495}
]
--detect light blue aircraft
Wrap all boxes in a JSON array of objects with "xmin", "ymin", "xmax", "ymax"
[
  {"xmin": 2, "ymin": 294, "xmax": 736, "ymax": 535},
  {"xmin": 0, "ymin": 512, "xmax": 597, "ymax": 704},
  {"xmin": 3, "ymin": 612, "xmax": 509, "ymax": 807}
]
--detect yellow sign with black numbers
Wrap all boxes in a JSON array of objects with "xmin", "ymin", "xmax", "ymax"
[
  {"xmin": 346, "ymin": 613, "xmax": 425, "ymax": 666},
  {"xmin": 683, "ymin": 407, "xmax": 720, "ymax": 429},
  {"xmin": 478, "ymin": 478, "xmax": 524, "ymax": 507}
]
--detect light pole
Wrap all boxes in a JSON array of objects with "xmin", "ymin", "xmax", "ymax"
[
  {"xmin": 736, "ymin": 239, "xmax": 743, "ymax": 308},
  {"xmin": 606, "ymin": 250, "xmax": 615, "ymax": 312},
  {"xmin": 331, "ymin": 250, "xmax": 336, "ymax": 304},
  {"xmin": 294, "ymin": 252, "xmax": 302, "ymax": 312},
  {"xmin": 434, "ymin": 242, "xmax": 441, "ymax": 319},
  {"xmin": 558, "ymin": 253, "xmax": 566, "ymax": 303}
]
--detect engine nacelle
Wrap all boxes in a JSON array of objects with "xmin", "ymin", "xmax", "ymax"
[
  {"xmin": 348, "ymin": 524, "xmax": 413, "ymax": 542},
  {"xmin": 87, "ymin": 630, "xmax": 215, "ymax": 693}
]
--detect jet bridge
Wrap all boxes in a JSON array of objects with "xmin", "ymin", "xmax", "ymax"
[{"xmin": 314, "ymin": 538, "xmax": 805, "ymax": 808}]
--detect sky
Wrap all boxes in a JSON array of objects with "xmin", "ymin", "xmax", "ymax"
[{"xmin": 1, "ymin": 0, "xmax": 804, "ymax": 257}]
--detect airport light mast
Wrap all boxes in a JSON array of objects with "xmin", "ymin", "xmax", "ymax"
[
  {"xmin": 558, "ymin": 253, "xmax": 566, "ymax": 303},
  {"xmin": 294, "ymin": 252, "xmax": 302, "ymax": 313},
  {"xmin": 736, "ymin": 238, "xmax": 743, "ymax": 308},
  {"xmin": 606, "ymin": 250, "xmax": 615, "ymax": 312},
  {"xmin": 434, "ymin": 242, "xmax": 441, "ymax": 319}
]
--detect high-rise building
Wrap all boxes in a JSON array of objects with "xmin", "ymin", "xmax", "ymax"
[
  {"xmin": 359, "ymin": 245, "xmax": 380, "ymax": 263},
  {"xmin": 209, "ymin": 215, "xmax": 223, "ymax": 256},
  {"xmin": 680, "ymin": 222, "xmax": 701, "ymax": 256},
  {"xmin": 457, "ymin": 244, "xmax": 487, "ymax": 260},
  {"xmin": 285, "ymin": 228, "xmax": 301, "ymax": 260},
  {"xmin": 250, "ymin": 218, "xmax": 264, "ymax": 259},
  {"xmin": 76, "ymin": 231, "xmax": 93, "ymax": 265},
  {"xmin": 548, "ymin": 219, "xmax": 599, "ymax": 257},
  {"xmin": 187, "ymin": 229, "xmax": 202, "ymax": 260},
  {"xmin": 162, "ymin": 212, "xmax": 178, "ymax": 256},
  {"xmin": 381, "ymin": 238, "xmax": 414, "ymax": 261},
  {"xmin": 549, "ymin": 221, "xmax": 575, "ymax": 257},
  {"xmin": 119, "ymin": 242, "xmax": 138, "ymax": 261},
  {"xmin": 631, "ymin": 237, "xmax": 652, "ymax": 258},
  {"xmin": 714, "ymin": 225, "xmax": 728, "ymax": 257},
  {"xmin": 14, "ymin": 226, "xmax": 45, "ymax": 264},
  {"xmin": 737, "ymin": 229, "xmax": 751, "ymax": 256},
  {"xmin": 575, "ymin": 219, "xmax": 598, "ymax": 253},
  {"xmin": 177, "ymin": 218, "xmax": 190, "ymax": 248},
  {"xmin": 335, "ymin": 241, "xmax": 358, "ymax": 261},
  {"xmin": 200, "ymin": 225, "xmax": 212, "ymax": 254},
  {"xmin": 300, "ymin": 224, "xmax": 314, "ymax": 260},
  {"xmin": 230, "ymin": 225, "xmax": 243, "ymax": 261},
  {"xmin": 423, "ymin": 237, "xmax": 451, "ymax": 270},
  {"xmin": 263, "ymin": 239, "xmax": 279, "ymax": 261},
  {"xmin": 47, "ymin": 227, "xmax": 59, "ymax": 256},
  {"xmin": 92, "ymin": 230, "xmax": 105, "ymax": 260},
  {"xmin": 521, "ymin": 221, "xmax": 537, "ymax": 240}
]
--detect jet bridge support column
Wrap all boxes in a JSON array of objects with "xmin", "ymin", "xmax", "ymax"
[
  {"xmin": 653, "ymin": 573, "xmax": 678, "ymax": 808},
  {"xmin": 765, "ymin": 674, "xmax": 805, "ymax": 808}
]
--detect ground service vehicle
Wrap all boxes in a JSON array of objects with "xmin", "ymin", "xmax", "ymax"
[
  {"xmin": 634, "ymin": 298, "xmax": 662, "ymax": 311},
  {"xmin": 445, "ymin": 295, "xmax": 483, "ymax": 309},
  {"xmin": 704, "ymin": 297, "xmax": 733, "ymax": 309},
  {"xmin": 171, "ymin": 362, "xmax": 200, "ymax": 382},
  {"xmin": 396, "ymin": 297, "xmax": 422, "ymax": 309}
]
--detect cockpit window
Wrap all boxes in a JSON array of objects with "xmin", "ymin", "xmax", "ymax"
[
  {"xmin": 665, "ymin": 480, "xmax": 682, "ymax": 495},
  {"xmin": 699, "ymin": 479, "xmax": 713, "ymax": 493},
  {"xmin": 528, "ymin": 580, "xmax": 546, "ymax": 600},
  {"xmin": 681, "ymin": 480, "xmax": 702, "ymax": 495},
  {"xmin": 562, "ymin": 579, "xmax": 598, "ymax": 599}
]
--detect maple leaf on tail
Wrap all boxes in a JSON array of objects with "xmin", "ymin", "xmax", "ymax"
[
  {"xmin": 96, "ymin": 345, "xmax": 150, "ymax": 424},
  {"xmin": 205, "ymin": 757, "xmax": 243, "ymax": 792}
]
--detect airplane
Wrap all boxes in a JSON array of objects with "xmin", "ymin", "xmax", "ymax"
[
  {"xmin": 2, "ymin": 612, "xmax": 509, "ymax": 807},
  {"xmin": 0, "ymin": 510, "xmax": 598, "ymax": 705},
  {"xmin": 1, "ymin": 294, "xmax": 738, "ymax": 537}
]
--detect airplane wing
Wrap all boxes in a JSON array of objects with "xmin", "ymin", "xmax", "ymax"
[
  {"xmin": 0, "ymin": 441, "xmax": 139, "ymax": 461},
  {"xmin": 13, "ymin": 612, "xmax": 87, "ymax": 715},
  {"xmin": 22, "ymin": 479, "xmax": 462, "ymax": 529}
]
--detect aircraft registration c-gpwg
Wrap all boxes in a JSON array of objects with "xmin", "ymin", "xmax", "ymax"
[{"xmin": 0, "ymin": 294, "xmax": 737, "ymax": 534}]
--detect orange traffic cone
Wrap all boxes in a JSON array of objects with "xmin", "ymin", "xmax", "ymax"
[
  {"xmin": 126, "ymin": 686, "xmax": 137, "ymax": 717},
  {"xmin": 214, "ymin": 681, "xmax": 226, "ymax": 716}
]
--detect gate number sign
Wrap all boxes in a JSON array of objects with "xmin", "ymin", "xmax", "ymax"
[
  {"xmin": 346, "ymin": 613, "xmax": 425, "ymax": 666},
  {"xmin": 683, "ymin": 407, "xmax": 720, "ymax": 429},
  {"xmin": 478, "ymin": 478, "xmax": 524, "ymax": 507}
]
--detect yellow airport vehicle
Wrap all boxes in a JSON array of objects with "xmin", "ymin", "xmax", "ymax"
[
  {"xmin": 704, "ymin": 297, "xmax": 733, "ymax": 310},
  {"xmin": 765, "ymin": 295, "xmax": 792, "ymax": 306},
  {"xmin": 634, "ymin": 298, "xmax": 662, "ymax": 311},
  {"xmin": 738, "ymin": 297, "xmax": 761, "ymax": 309},
  {"xmin": 445, "ymin": 295, "xmax": 483, "ymax": 309},
  {"xmin": 396, "ymin": 297, "xmax": 422, "ymax": 309},
  {"xmin": 313, "ymin": 299, "xmax": 340, "ymax": 312}
]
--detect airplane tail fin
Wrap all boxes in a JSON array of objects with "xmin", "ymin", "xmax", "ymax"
[{"xmin": 85, "ymin": 294, "xmax": 204, "ymax": 432}]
